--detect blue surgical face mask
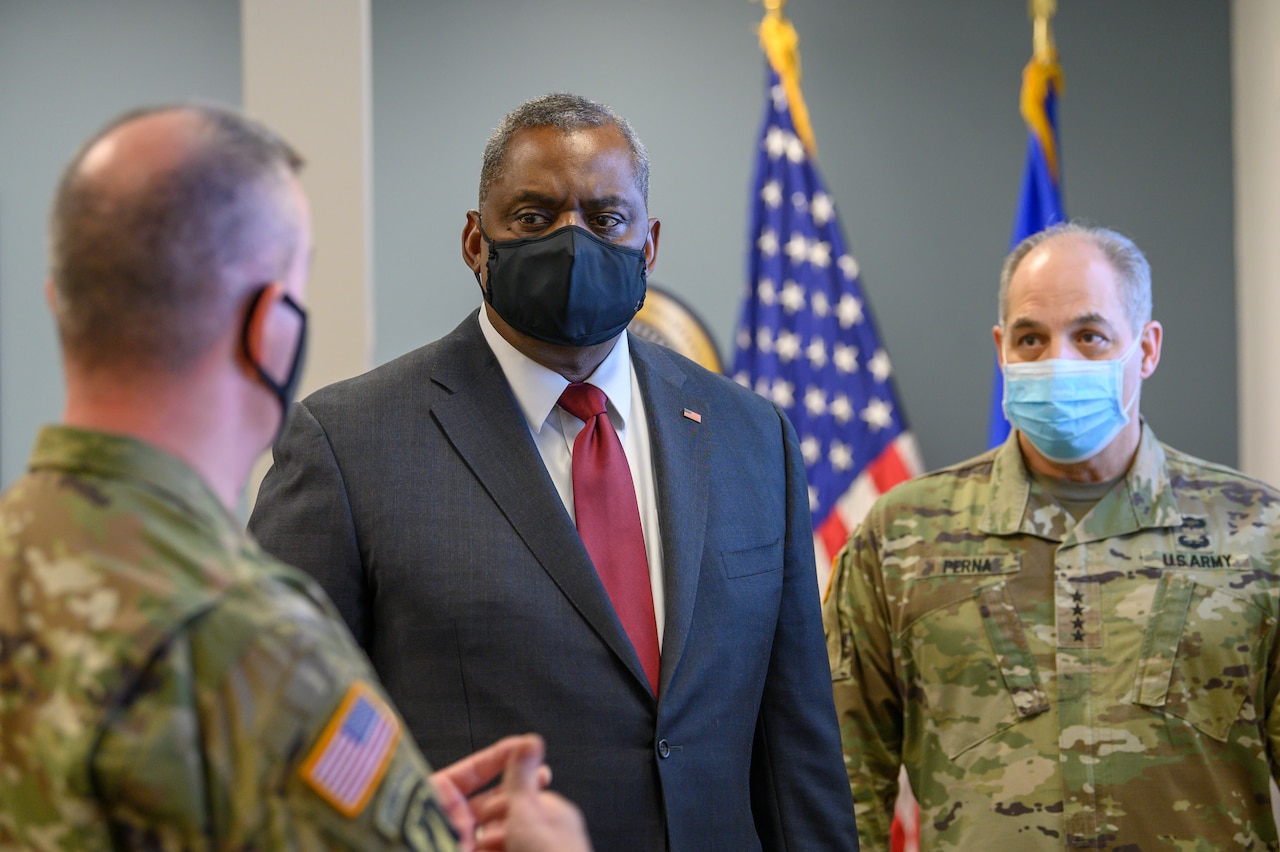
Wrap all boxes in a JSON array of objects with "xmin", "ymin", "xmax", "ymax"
[{"xmin": 1001, "ymin": 333, "xmax": 1143, "ymax": 464}]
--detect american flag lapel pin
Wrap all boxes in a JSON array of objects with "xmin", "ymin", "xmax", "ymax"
[{"xmin": 682, "ymin": 408, "xmax": 702, "ymax": 423}]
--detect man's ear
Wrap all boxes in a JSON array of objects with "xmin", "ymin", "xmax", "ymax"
[
  {"xmin": 1139, "ymin": 320, "xmax": 1163, "ymax": 379},
  {"xmin": 643, "ymin": 217, "xmax": 661, "ymax": 275},
  {"xmin": 992, "ymin": 324, "xmax": 1006, "ymax": 368},
  {"xmin": 242, "ymin": 283, "xmax": 285, "ymax": 368},
  {"xmin": 462, "ymin": 210, "xmax": 484, "ymax": 279}
]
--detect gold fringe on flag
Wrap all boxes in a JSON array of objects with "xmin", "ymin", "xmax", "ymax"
[
  {"xmin": 1022, "ymin": 0, "xmax": 1064, "ymax": 179},
  {"xmin": 758, "ymin": 1, "xmax": 817, "ymax": 158}
]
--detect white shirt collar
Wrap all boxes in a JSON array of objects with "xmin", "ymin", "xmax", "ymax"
[{"xmin": 477, "ymin": 307, "xmax": 633, "ymax": 432}]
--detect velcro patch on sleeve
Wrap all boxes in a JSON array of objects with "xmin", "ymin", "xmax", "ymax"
[{"xmin": 299, "ymin": 681, "xmax": 401, "ymax": 817}]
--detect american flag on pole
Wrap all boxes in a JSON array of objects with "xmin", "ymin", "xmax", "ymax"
[
  {"xmin": 300, "ymin": 681, "xmax": 401, "ymax": 816},
  {"xmin": 733, "ymin": 12, "xmax": 922, "ymax": 594}
]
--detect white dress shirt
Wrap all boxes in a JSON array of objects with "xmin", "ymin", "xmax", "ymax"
[{"xmin": 478, "ymin": 308, "xmax": 666, "ymax": 649}]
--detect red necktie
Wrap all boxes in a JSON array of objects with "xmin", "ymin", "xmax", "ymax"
[{"xmin": 558, "ymin": 382, "xmax": 660, "ymax": 694}]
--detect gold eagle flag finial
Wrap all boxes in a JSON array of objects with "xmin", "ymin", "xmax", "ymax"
[{"xmin": 1030, "ymin": 0, "xmax": 1058, "ymax": 64}]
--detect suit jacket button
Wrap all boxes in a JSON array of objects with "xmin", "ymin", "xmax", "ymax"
[{"xmin": 657, "ymin": 739, "xmax": 671, "ymax": 759}]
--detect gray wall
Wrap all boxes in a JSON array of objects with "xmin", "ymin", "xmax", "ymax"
[
  {"xmin": 0, "ymin": 0, "xmax": 1235, "ymax": 486},
  {"xmin": 0, "ymin": 1, "xmax": 242, "ymax": 486},
  {"xmin": 372, "ymin": 0, "xmax": 1235, "ymax": 471}
]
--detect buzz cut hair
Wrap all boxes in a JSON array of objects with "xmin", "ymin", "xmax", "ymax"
[
  {"xmin": 49, "ymin": 103, "xmax": 304, "ymax": 374},
  {"xmin": 478, "ymin": 92, "xmax": 649, "ymax": 207},
  {"xmin": 999, "ymin": 221, "xmax": 1153, "ymax": 335}
]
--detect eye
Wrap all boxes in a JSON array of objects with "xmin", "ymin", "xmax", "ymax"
[
  {"xmin": 589, "ymin": 213, "xmax": 625, "ymax": 232},
  {"xmin": 515, "ymin": 211, "xmax": 549, "ymax": 228},
  {"xmin": 1015, "ymin": 332, "xmax": 1042, "ymax": 348},
  {"xmin": 1077, "ymin": 330, "xmax": 1108, "ymax": 347}
]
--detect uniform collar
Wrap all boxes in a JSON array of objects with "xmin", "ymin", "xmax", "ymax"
[
  {"xmin": 27, "ymin": 425, "xmax": 240, "ymax": 537},
  {"xmin": 980, "ymin": 420, "xmax": 1182, "ymax": 543}
]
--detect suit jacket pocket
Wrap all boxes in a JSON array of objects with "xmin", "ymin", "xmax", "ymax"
[{"xmin": 720, "ymin": 536, "xmax": 783, "ymax": 578}]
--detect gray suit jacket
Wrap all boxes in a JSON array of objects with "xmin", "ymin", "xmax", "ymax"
[{"xmin": 250, "ymin": 312, "xmax": 857, "ymax": 851}]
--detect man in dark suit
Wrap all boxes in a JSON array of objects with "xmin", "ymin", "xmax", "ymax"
[{"xmin": 250, "ymin": 92, "xmax": 857, "ymax": 851}]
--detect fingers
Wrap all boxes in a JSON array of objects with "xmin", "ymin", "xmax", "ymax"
[
  {"xmin": 438, "ymin": 733, "xmax": 542, "ymax": 798},
  {"xmin": 502, "ymin": 733, "xmax": 547, "ymax": 799}
]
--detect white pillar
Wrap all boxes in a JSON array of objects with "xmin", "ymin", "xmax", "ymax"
[
  {"xmin": 240, "ymin": 0, "xmax": 374, "ymax": 510},
  {"xmin": 1232, "ymin": 0, "xmax": 1280, "ymax": 484}
]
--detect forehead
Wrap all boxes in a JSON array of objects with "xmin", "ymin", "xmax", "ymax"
[
  {"xmin": 488, "ymin": 124, "xmax": 642, "ymax": 205},
  {"xmin": 1006, "ymin": 235, "xmax": 1126, "ymax": 326}
]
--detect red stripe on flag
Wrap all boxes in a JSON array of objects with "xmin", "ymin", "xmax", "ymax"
[
  {"xmin": 867, "ymin": 443, "xmax": 911, "ymax": 494},
  {"xmin": 817, "ymin": 510, "xmax": 850, "ymax": 566}
]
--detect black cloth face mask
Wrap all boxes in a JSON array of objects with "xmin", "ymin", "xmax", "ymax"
[
  {"xmin": 241, "ymin": 285, "xmax": 308, "ymax": 441},
  {"xmin": 479, "ymin": 224, "xmax": 647, "ymax": 347}
]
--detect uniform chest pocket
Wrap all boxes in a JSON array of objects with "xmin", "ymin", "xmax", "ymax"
[
  {"xmin": 1132, "ymin": 567, "xmax": 1272, "ymax": 742},
  {"xmin": 902, "ymin": 579, "xmax": 1048, "ymax": 759}
]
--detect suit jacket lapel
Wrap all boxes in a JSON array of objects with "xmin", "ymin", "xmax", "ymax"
[
  {"xmin": 631, "ymin": 337, "xmax": 710, "ymax": 698},
  {"xmin": 429, "ymin": 315, "xmax": 653, "ymax": 692}
]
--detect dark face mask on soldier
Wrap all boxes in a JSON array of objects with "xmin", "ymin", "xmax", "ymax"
[
  {"xmin": 241, "ymin": 284, "xmax": 308, "ymax": 441},
  {"xmin": 477, "ymin": 223, "xmax": 647, "ymax": 348}
]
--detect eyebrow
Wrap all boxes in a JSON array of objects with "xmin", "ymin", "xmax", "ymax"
[
  {"xmin": 1008, "ymin": 312, "xmax": 1116, "ymax": 333},
  {"xmin": 505, "ymin": 190, "xmax": 637, "ymax": 214}
]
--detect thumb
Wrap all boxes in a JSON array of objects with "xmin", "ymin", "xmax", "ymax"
[{"xmin": 502, "ymin": 734, "xmax": 547, "ymax": 798}]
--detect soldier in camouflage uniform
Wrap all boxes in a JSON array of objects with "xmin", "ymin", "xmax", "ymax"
[
  {"xmin": 825, "ymin": 222, "xmax": 1280, "ymax": 850},
  {"xmin": 0, "ymin": 105, "xmax": 590, "ymax": 851}
]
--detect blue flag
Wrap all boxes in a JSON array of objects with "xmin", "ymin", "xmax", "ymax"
[
  {"xmin": 988, "ymin": 58, "xmax": 1066, "ymax": 447},
  {"xmin": 732, "ymin": 64, "xmax": 919, "ymax": 585}
]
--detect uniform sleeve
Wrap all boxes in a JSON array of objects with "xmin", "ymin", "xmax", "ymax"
[
  {"xmin": 89, "ymin": 586, "xmax": 458, "ymax": 851},
  {"xmin": 250, "ymin": 400, "xmax": 370, "ymax": 649},
  {"xmin": 823, "ymin": 513, "xmax": 902, "ymax": 851},
  {"xmin": 749, "ymin": 407, "xmax": 860, "ymax": 851}
]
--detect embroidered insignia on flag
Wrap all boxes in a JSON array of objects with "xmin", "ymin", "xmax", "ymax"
[{"xmin": 300, "ymin": 681, "xmax": 401, "ymax": 817}]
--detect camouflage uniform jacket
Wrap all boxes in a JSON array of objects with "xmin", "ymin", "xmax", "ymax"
[
  {"xmin": 0, "ymin": 426, "xmax": 456, "ymax": 850},
  {"xmin": 824, "ymin": 422, "xmax": 1280, "ymax": 850}
]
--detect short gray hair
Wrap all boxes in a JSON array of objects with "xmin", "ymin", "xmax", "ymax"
[
  {"xmin": 478, "ymin": 92, "xmax": 649, "ymax": 206},
  {"xmin": 998, "ymin": 221, "xmax": 1152, "ymax": 334},
  {"xmin": 50, "ymin": 103, "xmax": 304, "ymax": 373}
]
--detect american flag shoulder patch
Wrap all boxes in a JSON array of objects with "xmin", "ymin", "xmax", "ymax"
[{"xmin": 300, "ymin": 680, "xmax": 402, "ymax": 817}]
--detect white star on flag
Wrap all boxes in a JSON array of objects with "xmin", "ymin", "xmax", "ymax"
[
  {"xmin": 830, "ymin": 394, "xmax": 854, "ymax": 424},
  {"xmin": 868, "ymin": 349, "xmax": 893, "ymax": 382},
  {"xmin": 810, "ymin": 291, "xmax": 830, "ymax": 316},
  {"xmin": 838, "ymin": 254, "xmax": 860, "ymax": 280},
  {"xmin": 764, "ymin": 126, "xmax": 788, "ymax": 159},
  {"xmin": 804, "ymin": 385, "xmax": 828, "ymax": 417},
  {"xmin": 829, "ymin": 440, "xmax": 854, "ymax": 471},
  {"xmin": 806, "ymin": 338, "xmax": 827, "ymax": 368},
  {"xmin": 757, "ymin": 228, "xmax": 779, "ymax": 256},
  {"xmin": 770, "ymin": 378, "xmax": 795, "ymax": 408},
  {"xmin": 833, "ymin": 343, "xmax": 859, "ymax": 373},
  {"xmin": 755, "ymin": 327, "xmax": 774, "ymax": 353},
  {"xmin": 800, "ymin": 435, "xmax": 822, "ymax": 466},
  {"xmin": 779, "ymin": 280, "xmax": 806, "ymax": 313},
  {"xmin": 811, "ymin": 192, "xmax": 834, "ymax": 225},
  {"xmin": 784, "ymin": 233, "xmax": 809, "ymax": 264},
  {"xmin": 861, "ymin": 398, "xmax": 894, "ymax": 431},
  {"xmin": 836, "ymin": 294, "xmax": 864, "ymax": 328},
  {"xmin": 775, "ymin": 330, "xmax": 802, "ymax": 362},
  {"xmin": 761, "ymin": 180, "xmax": 783, "ymax": 208},
  {"xmin": 808, "ymin": 240, "xmax": 832, "ymax": 268}
]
